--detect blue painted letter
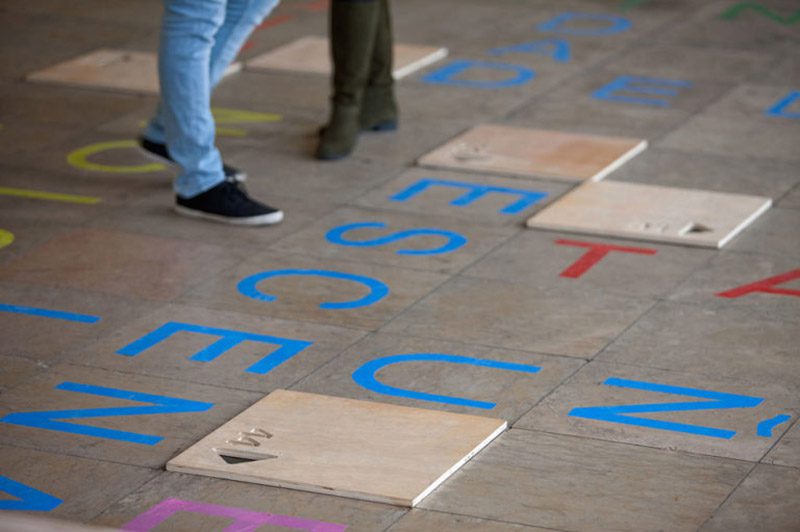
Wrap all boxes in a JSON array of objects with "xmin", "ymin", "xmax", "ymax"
[
  {"xmin": 117, "ymin": 322, "xmax": 313, "ymax": 374},
  {"xmin": 593, "ymin": 75, "xmax": 692, "ymax": 107},
  {"xmin": 569, "ymin": 378, "xmax": 763, "ymax": 439},
  {"xmin": 491, "ymin": 39, "xmax": 571, "ymax": 63},
  {"xmin": 0, "ymin": 382, "xmax": 214, "ymax": 445},
  {"xmin": 325, "ymin": 222, "xmax": 468, "ymax": 256},
  {"xmin": 537, "ymin": 12, "xmax": 631, "ymax": 35},
  {"xmin": 390, "ymin": 178, "xmax": 548, "ymax": 215},
  {"xmin": 765, "ymin": 90, "xmax": 800, "ymax": 119},
  {"xmin": 238, "ymin": 269, "xmax": 389, "ymax": 309},
  {"xmin": 353, "ymin": 353, "xmax": 541, "ymax": 409},
  {"xmin": 0, "ymin": 476, "xmax": 62, "ymax": 511},
  {"xmin": 422, "ymin": 59, "xmax": 535, "ymax": 89}
]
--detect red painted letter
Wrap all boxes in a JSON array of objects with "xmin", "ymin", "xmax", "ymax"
[
  {"xmin": 556, "ymin": 239, "xmax": 657, "ymax": 279},
  {"xmin": 716, "ymin": 269, "xmax": 800, "ymax": 298}
]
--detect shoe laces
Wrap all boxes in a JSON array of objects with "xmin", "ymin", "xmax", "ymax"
[{"xmin": 222, "ymin": 176, "xmax": 251, "ymax": 206}]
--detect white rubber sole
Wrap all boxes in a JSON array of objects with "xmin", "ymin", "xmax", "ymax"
[{"xmin": 174, "ymin": 205, "xmax": 284, "ymax": 226}]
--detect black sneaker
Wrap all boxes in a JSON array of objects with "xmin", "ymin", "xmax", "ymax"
[
  {"xmin": 138, "ymin": 137, "xmax": 247, "ymax": 182},
  {"xmin": 174, "ymin": 179, "xmax": 283, "ymax": 225}
]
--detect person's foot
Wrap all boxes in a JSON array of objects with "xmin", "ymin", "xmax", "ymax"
[
  {"xmin": 139, "ymin": 137, "xmax": 247, "ymax": 182},
  {"xmin": 174, "ymin": 179, "xmax": 283, "ymax": 226}
]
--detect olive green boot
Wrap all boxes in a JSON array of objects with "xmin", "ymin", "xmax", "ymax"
[
  {"xmin": 360, "ymin": 0, "xmax": 398, "ymax": 132},
  {"xmin": 316, "ymin": 0, "xmax": 381, "ymax": 160}
]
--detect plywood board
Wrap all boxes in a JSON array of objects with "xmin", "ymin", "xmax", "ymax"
[
  {"xmin": 167, "ymin": 390, "xmax": 506, "ymax": 507},
  {"xmin": 526, "ymin": 181, "xmax": 772, "ymax": 248},
  {"xmin": 417, "ymin": 125, "xmax": 648, "ymax": 183},
  {"xmin": 246, "ymin": 36, "xmax": 448, "ymax": 79},
  {"xmin": 27, "ymin": 49, "xmax": 241, "ymax": 95}
]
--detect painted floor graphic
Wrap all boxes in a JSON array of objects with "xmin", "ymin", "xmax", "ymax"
[{"xmin": 1, "ymin": 0, "xmax": 799, "ymax": 531}]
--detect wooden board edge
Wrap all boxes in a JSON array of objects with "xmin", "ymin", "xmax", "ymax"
[
  {"xmin": 589, "ymin": 139, "xmax": 649, "ymax": 182},
  {"xmin": 716, "ymin": 196, "xmax": 773, "ymax": 249},
  {"xmin": 393, "ymin": 47, "xmax": 449, "ymax": 80}
]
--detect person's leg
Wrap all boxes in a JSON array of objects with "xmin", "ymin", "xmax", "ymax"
[
  {"xmin": 316, "ymin": 0, "xmax": 381, "ymax": 160},
  {"xmin": 156, "ymin": 0, "xmax": 226, "ymax": 198},
  {"xmin": 360, "ymin": 0, "xmax": 397, "ymax": 131},
  {"xmin": 144, "ymin": 0, "xmax": 279, "ymax": 151}
]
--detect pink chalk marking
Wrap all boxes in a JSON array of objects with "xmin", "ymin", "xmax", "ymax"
[
  {"xmin": 716, "ymin": 269, "xmax": 800, "ymax": 298},
  {"xmin": 556, "ymin": 239, "xmax": 657, "ymax": 279},
  {"xmin": 120, "ymin": 498, "xmax": 348, "ymax": 532}
]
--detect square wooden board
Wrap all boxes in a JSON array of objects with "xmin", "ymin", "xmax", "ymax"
[
  {"xmin": 27, "ymin": 49, "xmax": 241, "ymax": 95},
  {"xmin": 526, "ymin": 181, "xmax": 772, "ymax": 248},
  {"xmin": 417, "ymin": 125, "xmax": 648, "ymax": 182},
  {"xmin": 246, "ymin": 36, "xmax": 448, "ymax": 79},
  {"xmin": 167, "ymin": 390, "xmax": 507, "ymax": 507}
]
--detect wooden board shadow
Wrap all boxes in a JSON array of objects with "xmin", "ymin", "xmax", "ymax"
[
  {"xmin": 246, "ymin": 36, "xmax": 448, "ymax": 79},
  {"xmin": 27, "ymin": 49, "xmax": 241, "ymax": 95},
  {"xmin": 167, "ymin": 390, "xmax": 507, "ymax": 507},
  {"xmin": 526, "ymin": 181, "xmax": 772, "ymax": 248}
]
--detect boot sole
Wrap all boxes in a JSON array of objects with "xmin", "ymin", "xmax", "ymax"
[{"xmin": 174, "ymin": 205, "xmax": 284, "ymax": 226}]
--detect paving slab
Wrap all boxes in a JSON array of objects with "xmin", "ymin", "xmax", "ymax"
[
  {"xmin": 700, "ymin": 464, "xmax": 800, "ymax": 532},
  {"xmin": 778, "ymin": 183, "xmax": 800, "ymax": 210},
  {"xmin": 659, "ymin": 84, "xmax": 800, "ymax": 163},
  {"xmin": 182, "ymin": 253, "xmax": 450, "ymax": 331},
  {"xmin": 763, "ymin": 419, "xmax": 800, "ymax": 468},
  {"xmin": 387, "ymin": 510, "xmax": 551, "ymax": 532},
  {"xmin": 597, "ymin": 302, "xmax": 800, "ymax": 392},
  {"xmin": 505, "ymin": 67, "xmax": 732, "ymax": 139},
  {"xmin": 0, "ymin": 228, "xmax": 241, "ymax": 303},
  {"xmin": 667, "ymin": 252, "xmax": 800, "ymax": 322},
  {"xmin": 608, "ymin": 147, "xmax": 799, "ymax": 198},
  {"xmin": 353, "ymin": 168, "xmax": 571, "ymax": 228},
  {"xmin": 91, "ymin": 471, "xmax": 406, "ymax": 532},
  {"xmin": 0, "ymin": 281, "xmax": 162, "ymax": 364},
  {"xmin": 0, "ymin": 355, "xmax": 46, "ymax": 392},
  {"xmin": 464, "ymin": 230, "xmax": 714, "ymax": 298},
  {"xmin": 382, "ymin": 276, "xmax": 655, "ymax": 358},
  {"xmin": 724, "ymin": 208, "xmax": 800, "ymax": 258},
  {"xmin": 292, "ymin": 332, "xmax": 584, "ymax": 422},
  {"xmin": 420, "ymin": 429, "xmax": 751, "ymax": 532},
  {"xmin": 71, "ymin": 303, "xmax": 366, "ymax": 393},
  {"xmin": 517, "ymin": 361, "xmax": 797, "ymax": 461},
  {"xmin": 268, "ymin": 206, "xmax": 516, "ymax": 275},
  {"xmin": 0, "ymin": 445, "xmax": 157, "ymax": 522},
  {"xmin": 0, "ymin": 364, "xmax": 262, "ymax": 468}
]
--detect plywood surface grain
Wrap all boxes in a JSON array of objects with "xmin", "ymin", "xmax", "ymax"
[
  {"xmin": 526, "ymin": 181, "xmax": 772, "ymax": 248},
  {"xmin": 246, "ymin": 36, "xmax": 448, "ymax": 79},
  {"xmin": 27, "ymin": 49, "xmax": 241, "ymax": 95},
  {"xmin": 167, "ymin": 390, "xmax": 507, "ymax": 507},
  {"xmin": 418, "ymin": 125, "xmax": 647, "ymax": 182}
]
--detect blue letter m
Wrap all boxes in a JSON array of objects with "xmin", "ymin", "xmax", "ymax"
[
  {"xmin": 569, "ymin": 378, "xmax": 763, "ymax": 439},
  {"xmin": 1, "ymin": 382, "xmax": 214, "ymax": 445}
]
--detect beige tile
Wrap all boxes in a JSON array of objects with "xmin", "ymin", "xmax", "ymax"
[
  {"xmin": 0, "ymin": 364, "xmax": 262, "ymax": 467},
  {"xmin": 388, "ymin": 510, "xmax": 550, "ymax": 531},
  {"xmin": 183, "ymin": 254, "xmax": 449, "ymax": 330},
  {"xmin": 465, "ymin": 230, "xmax": 714, "ymax": 299},
  {"xmin": 0, "ymin": 445, "xmax": 157, "ymax": 521},
  {"xmin": 421, "ymin": 430, "xmax": 751, "ymax": 532},
  {"xmin": 597, "ymin": 302, "xmax": 800, "ymax": 392},
  {"xmin": 167, "ymin": 390, "xmax": 506, "ymax": 507},
  {"xmin": 293, "ymin": 332, "xmax": 583, "ymax": 422},
  {"xmin": 701, "ymin": 464, "xmax": 800, "ymax": 532},
  {"xmin": 92, "ymin": 472, "xmax": 405, "ymax": 532},
  {"xmin": 353, "ymin": 168, "xmax": 571, "ymax": 227},
  {"xmin": 517, "ymin": 361, "xmax": 798, "ymax": 461},
  {"xmin": 0, "ymin": 228, "xmax": 240, "ymax": 302},
  {"xmin": 419, "ymin": 125, "xmax": 647, "ymax": 183},
  {"xmin": 268, "ymin": 206, "xmax": 517, "ymax": 275},
  {"xmin": 383, "ymin": 276, "xmax": 654, "ymax": 358},
  {"xmin": 764, "ymin": 420, "xmax": 800, "ymax": 468},
  {"xmin": 726, "ymin": 208, "xmax": 800, "ymax": 259},
  {"xmin": 73, "ymin": 304, "xmax": 366, "ymax": 392}
]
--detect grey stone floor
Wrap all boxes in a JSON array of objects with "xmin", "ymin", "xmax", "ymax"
[{"xmin": 1, "ymin": 0, "xmax": 799, "ymax": 530}]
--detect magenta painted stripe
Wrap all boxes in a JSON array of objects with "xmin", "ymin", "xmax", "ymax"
[{"xmin": 121, "ymin": 498, "xmax": 347, "ymax": 532}]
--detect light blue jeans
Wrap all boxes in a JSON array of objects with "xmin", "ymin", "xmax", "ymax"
[{"xmin": 145, "ymin": 0, "xmax": 279, "ymax": 198}]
